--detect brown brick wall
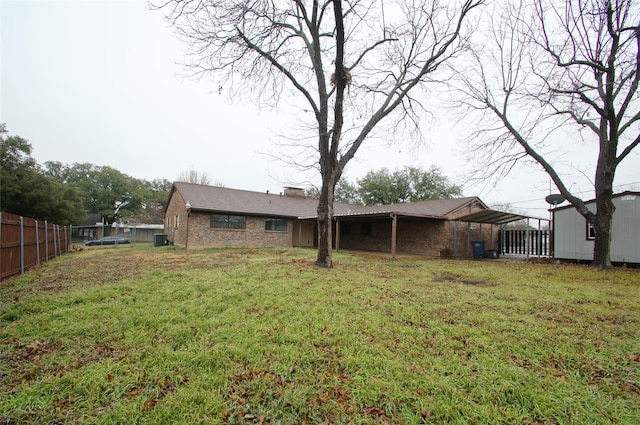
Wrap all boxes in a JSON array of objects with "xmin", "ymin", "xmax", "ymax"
[
  {"xmin": 338, "ymin": 221, "xmax": 387, "ymax": 253},
  {"xmin": 186, "ymin": 213, "xmax": 293, "ymax": 248},
  {"xmin": 446, "ymin": 221, "xmax": 500, "ymax": 257},
  {"xmin": 164, "ymin": 191, "xmax": 189, "ymax": 247},
  {"xmin": 398, "ymin": 220, "xmax": 449, "ymax": 256},
  {"xmin": 338, "ymin": 219, "xmax": 449, "ymax": 256},
  {"xmin": 338, "ymin": 218, "xmax": 499, "ymax": 258}
]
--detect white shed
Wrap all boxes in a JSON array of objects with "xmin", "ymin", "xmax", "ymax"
[{"xmin": 552, "ymin": 191, "xmax": 640, "ymax": 265}]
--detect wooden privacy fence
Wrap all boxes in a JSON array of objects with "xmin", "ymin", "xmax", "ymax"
[{"xmin": 0, "ymin": 212, "xmax": 70, "ymax": 281}]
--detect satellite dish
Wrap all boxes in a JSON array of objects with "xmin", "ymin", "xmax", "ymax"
[{"xmin": 545, "ymin": 194, "xmax": 566, "ymax": 205}]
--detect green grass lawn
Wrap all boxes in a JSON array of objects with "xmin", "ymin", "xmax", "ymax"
[{"xmin": 1, "ymin": 245, "xmax": 639, "ymax": 424}]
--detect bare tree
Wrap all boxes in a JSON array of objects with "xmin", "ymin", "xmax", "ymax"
[
  {"xmin": 176, "ymin": 169, "xmax": 213, "ymax": 186},
  {"xmin": 456, "ymin": 0, "xmax": 640, "ymax": 269},
  {"xmin": 157, "ymin": 0, "xmax": 483, "ymax": 267}
]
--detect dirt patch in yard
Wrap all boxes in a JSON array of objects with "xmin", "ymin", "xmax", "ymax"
[{"xmin": 432, "ymin": 272, "xmax": 495, "ymax": 287}]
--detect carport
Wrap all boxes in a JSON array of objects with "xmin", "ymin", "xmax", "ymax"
[{"xmin": 456, "ymin": 209, "xmax": 550, "ymax": 259}]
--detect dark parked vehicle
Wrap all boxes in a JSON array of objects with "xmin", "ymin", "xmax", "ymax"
[{"xmin": 85, "ymin": 236, "xmax": 131, "ymax": 246}]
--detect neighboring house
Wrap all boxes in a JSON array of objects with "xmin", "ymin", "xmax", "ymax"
[
  {"xmin": 72, "ymin": 220, "xmax": 164, "ymax": 243},
  {"xmin": 164, "ymin": 182, "xmax": 528, "ymax": 257},
  {"xmin": 109, "ymin": 222, "xmax": 164, "ymax": 242},
  {"xmin": 552, "ymin": 191, "xmax": 640, "ymax": 265}
]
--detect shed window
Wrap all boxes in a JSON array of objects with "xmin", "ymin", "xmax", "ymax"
[
  {"xmin": 211, "ymin": 214, "xmax": 246, "ymax": 229},
  {"xmin": 586, "ymin": 221, "xmax": 595, "ymax": 240},
  {"xmin": 265, "ymin": 218, "xmax": 287, "ymax": 231}
]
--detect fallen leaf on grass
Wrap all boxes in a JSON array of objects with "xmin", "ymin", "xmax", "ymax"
[
  {"xmin": 507, "ymin": 353, "xmax": 537, "ymax": 369},
  {"xmin": 308, "ymin": 392, "xmax": 330, "ymax": 409},
  {"xmin": 362, "ymin": 406, "xmax": 392, "ymax": 423},
  {"xmin": 145, "ymin": 395, "xmax": 158, "ymax": 410},
  {"xmin": 22, "ymin": 340, "xmax": 56, "ymax": 359},
  {"xmin": 421, "ymin": 408, "xmax": 433, "ymax": 419},
  {"xmin": 3, "ymin": 336, "xmax": 20, "ymax": 345}
]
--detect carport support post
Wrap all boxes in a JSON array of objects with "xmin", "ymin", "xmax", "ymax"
[
  {"xmin": 335, "ymin": 219, "xmax": 340, "ymax": 252},
  {"xmin": 490, "ymin": 224, "xmax": 494, "ymax": 250},
  {"xmin": 453, "ymin": 221, "xmax": 458, "ymax": 257},
  {"xmin": 391, "ymin": 214, "xmax": 397, "ymax": 259},
  {"xmin": 467, "ymin": 221, "xmax": 471, "ymax": 258}
]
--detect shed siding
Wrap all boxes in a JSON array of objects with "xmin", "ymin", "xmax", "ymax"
[
  {"xmin": 554, "ymin": 203, "xmax": 595, "ymax": 261},
  {"xmin": 610, "ymin": 195, "xmax": 640, "ymax": 263},
  {"xmin": 554, "ymin": 194, "xmax": 640, "ymax": 263}
]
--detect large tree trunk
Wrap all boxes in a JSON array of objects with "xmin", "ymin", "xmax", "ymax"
[
  {"xmin": 315, "ymin": 179, "xmax": 335, "ymax": 268},
  {"xmin": 314, "ymin": 0, "xmax": 345, "ymax": 269},
  {"xmin": 591, "ymin": 139, "xmax": 616, "ymax": 269},
  {"xmin": 592, "ymin": 201, "xmax": 614, "ymax": 269}
]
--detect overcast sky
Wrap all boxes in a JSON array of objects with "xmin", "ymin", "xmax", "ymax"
[{"xmin": 2, "ymin": 0, "xmax": 639, "ymax": 219}]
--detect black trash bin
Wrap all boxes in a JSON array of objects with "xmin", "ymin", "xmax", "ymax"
[
  {"xmin": 154, "ymin": 234, "xmax": 167, "ymax": 247},
  {"xmin": 472, "ymin": 241, "xmax": 486, "ymax": 259}
]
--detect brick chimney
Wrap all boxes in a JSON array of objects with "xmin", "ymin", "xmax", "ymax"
[{"xmin": 283, "ymin": 187, "xmax": 305, "ymax": 198}]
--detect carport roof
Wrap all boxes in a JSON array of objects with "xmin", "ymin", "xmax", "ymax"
[{"xmin": 455, "ymin": 209, "xmax": 544, "ymax": 225}]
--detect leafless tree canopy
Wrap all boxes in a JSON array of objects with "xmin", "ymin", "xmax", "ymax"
[
  {"xmin": 159, "ymin": 0, "xmax": 481, "ymax": 166},
  {"xmin": 176, "ymin": 168, "xmax": 213, "ymax": 186}
]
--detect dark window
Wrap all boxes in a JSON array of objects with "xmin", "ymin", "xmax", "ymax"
[
  {"xmin": 265, "ymin": 218, "xmax": 287, "ymax": 231},
  {"xmin": 586, "ymin": 221, "xmax": 595, "ymax": 240},
  {"xmin": 361, "ymin": 222, "xmax": 372, "ymax": 236},
  {"xmin": 341, "ymin": 222, "xmax": 351, "ymax": 235},
  {"xmin": 211, "ymin": 214, "xmax": 246, "ymax": 229}
]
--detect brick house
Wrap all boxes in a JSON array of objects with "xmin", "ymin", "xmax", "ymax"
[{"xmin": 164, "ymin": 182, "xmax": 519, "ymax": 257}]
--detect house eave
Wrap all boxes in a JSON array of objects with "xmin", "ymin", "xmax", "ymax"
[{"xmin": 189, "ymin": 207, "xmax": 298, "ymax": 219}]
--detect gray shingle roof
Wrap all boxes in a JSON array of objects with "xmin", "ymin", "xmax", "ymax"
[
  {"xmin": 173, "ymin": 182, "xmax": 362, "ymax": 218},
  {"xmin": 170, "ymin": 182, "xmax": 481, "ymax": 219}
]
